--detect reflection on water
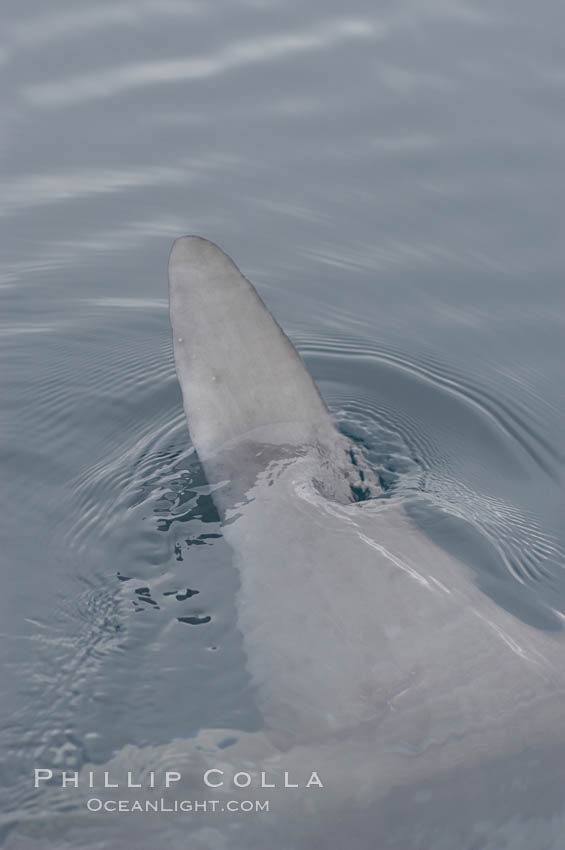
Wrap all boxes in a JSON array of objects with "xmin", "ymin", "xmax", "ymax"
[
  {"xmin": 1, "ymin": 0, "xmax": 564, "ymax": 846},
  {"xmin": 24, "ymin": 18, "xmax": 377, "ymax": 107}
]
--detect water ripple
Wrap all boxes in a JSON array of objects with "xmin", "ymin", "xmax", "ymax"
[
  {"xmin": 0, "ymin": 156, "xmax": 234, "ymax": 217},
  {"xmin": 23, "ymin": 18, "xmax": 380, "ymax": 108},
  {"xmin": 295, "ymin": 330, "xmax": 565, "ymax": 478}
]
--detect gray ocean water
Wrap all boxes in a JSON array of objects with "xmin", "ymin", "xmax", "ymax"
[{"xmin": 1, "ymin": 0, "xmax": 564, "ymax": 846}]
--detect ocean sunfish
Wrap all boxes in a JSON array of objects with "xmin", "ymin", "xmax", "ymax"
[{"xmin": 165, "ymin": 236, "xmax": 565, "ymax": 849}]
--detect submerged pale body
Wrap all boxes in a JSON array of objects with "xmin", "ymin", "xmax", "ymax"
[{"xmin": 165, "ymin": 237, "xmax": 565, "ymax": 847}]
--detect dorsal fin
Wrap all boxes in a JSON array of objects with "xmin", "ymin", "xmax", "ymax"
[{"xmin": 168, "ymin": 236, "xmax": 339, "ymax": 461}]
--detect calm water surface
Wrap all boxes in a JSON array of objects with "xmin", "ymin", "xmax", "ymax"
[{"xmin": 1, "ymin": 0, "xmax": 564, "ymax": 846}]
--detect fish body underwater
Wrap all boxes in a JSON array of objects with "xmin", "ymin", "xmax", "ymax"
[
  {"xmin": 165, "ymin": 237, "xmax": 565, "ymax": 849},
  {"xmin": 13, "ymin": 238, "xmax": 565, "ymax": 850}
]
